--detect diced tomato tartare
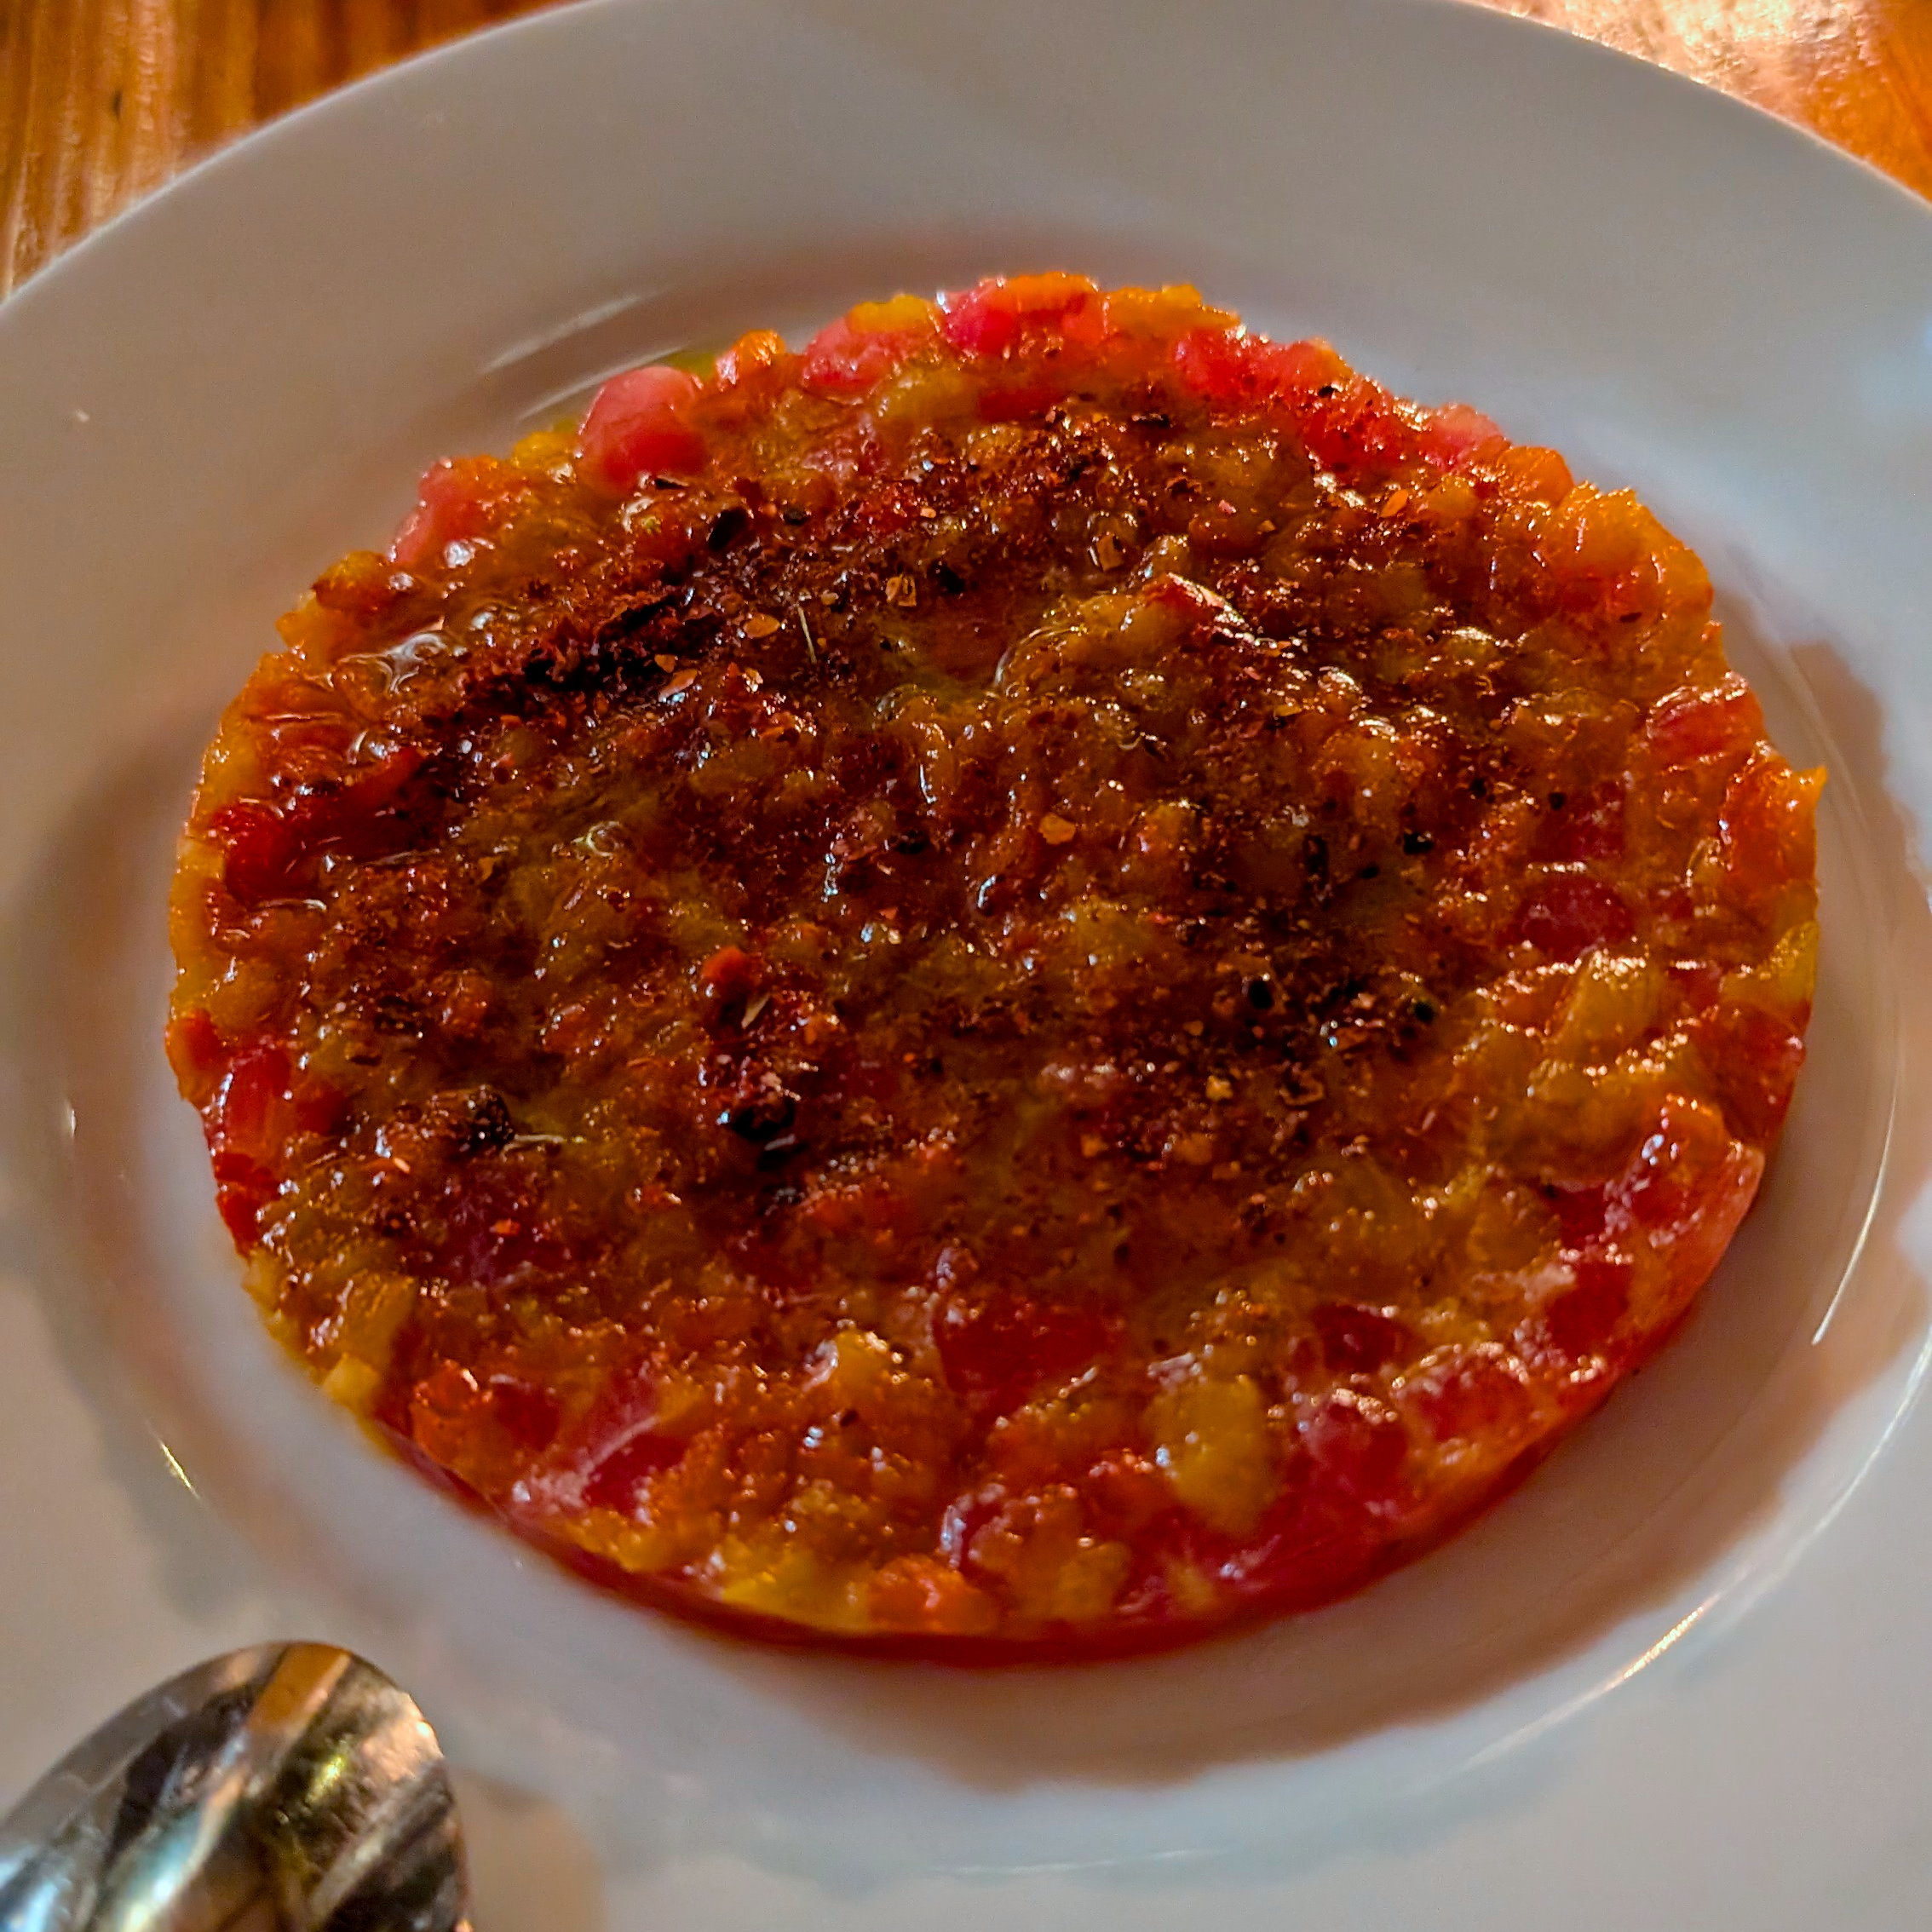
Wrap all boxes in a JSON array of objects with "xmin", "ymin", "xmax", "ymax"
[{"xmin": 168, "ymin": 277, "xmax": 1820, "ymax": 1659}]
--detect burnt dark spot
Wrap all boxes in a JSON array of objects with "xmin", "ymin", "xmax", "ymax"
[
  {"xmin": 707, "ymin": 503, "xmax": 752, "ymax": 551},
  {"xmin": 1402, "ymin": 830, "xmax": 1434, "ymax": 854},
  {"xmin": 1246, "ymin": 978, "xmax": 1274, "ymax": 1009},
  {"xmin": 722, "ymin": 1094, "xmax": 797, "ymax": 1143},
  {"xmin": 457, "ymin": 1091, "xmax": 515, "ymax": 1153},
  {"xmin": 592, "ymin": 591, "xmax": 676, "ymax": 648}
]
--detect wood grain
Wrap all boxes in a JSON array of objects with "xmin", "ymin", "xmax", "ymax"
[
  {"xmin": 1, "ymin": 0, "xmax": 1929, "ymax": 296},
  {"xmin": 1492, "ymin": 0, "xmax": 1932, "ymax": 199},
  {"xmin": 0, "ymin": 0, "xmax": 561, "ymax": 292}
]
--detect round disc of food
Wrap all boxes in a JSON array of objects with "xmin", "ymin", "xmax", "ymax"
[{"xmin": 168, "ymin": 276, "xmax": 1820, "ymax": 1659}]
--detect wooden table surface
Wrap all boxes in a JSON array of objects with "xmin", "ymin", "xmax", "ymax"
[{"xmin": 3, "ymin": 0, "xmax": 1929, "ymax": 296}]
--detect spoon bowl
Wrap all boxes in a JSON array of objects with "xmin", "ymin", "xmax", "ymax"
[{"xmin": 0, "ymin": 1643, "xmax": 468, "ymax": 1932}]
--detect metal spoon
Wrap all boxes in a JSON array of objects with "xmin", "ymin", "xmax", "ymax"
[{"xmin": 0, "ymin": 1642, "xmax": 469, "ymax": 1932}]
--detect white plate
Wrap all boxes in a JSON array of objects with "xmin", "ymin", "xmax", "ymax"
[{"xmin": 3, "ymin": 1, "xmax": 1932, "ymax": 1925}]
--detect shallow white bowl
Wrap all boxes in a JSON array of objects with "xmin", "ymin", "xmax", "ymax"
[{"xmin": 3, "ymin": 3, "xmax": 1931, "ymax": 1927}]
